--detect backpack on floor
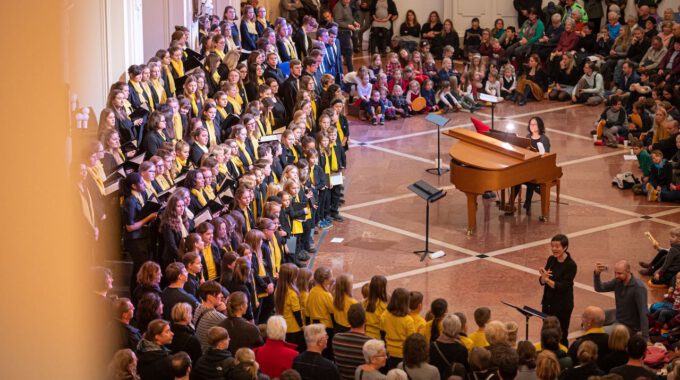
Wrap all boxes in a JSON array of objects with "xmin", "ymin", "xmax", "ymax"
[{"xmin": 612, "ymin": 171, "xmax": 639, "ymax": 189}]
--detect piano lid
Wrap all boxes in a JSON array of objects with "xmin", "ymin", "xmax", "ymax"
[{"xmin": 445, "ymin": 128, "xmax": 541, "ymax": 170}]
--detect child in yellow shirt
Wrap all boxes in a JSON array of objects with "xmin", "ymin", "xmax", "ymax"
[
  {"xmin": 408, "ymin": 291, "xmax": 426, "ymax": 333},
  {"xmin": 468, "ymin": 306, "xmax": 491, "ymax": 348}
]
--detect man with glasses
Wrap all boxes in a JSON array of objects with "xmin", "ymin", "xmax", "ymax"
[{"xmin": 594, "ymin": 260, "xmax": 649, "ymax": 339}]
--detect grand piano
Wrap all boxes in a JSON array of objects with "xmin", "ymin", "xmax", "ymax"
[{"xmin": 445, "ymin": 128, "xmax": 563, "ymax": 233}]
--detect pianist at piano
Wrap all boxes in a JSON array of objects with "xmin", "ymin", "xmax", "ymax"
[
  {"xmin": 506, "ymin": 117, "xmax": 552, "ymax": 214},
  {"xmin": 446, "ymin": 120, "xmax": 563, "ymax": 233}
]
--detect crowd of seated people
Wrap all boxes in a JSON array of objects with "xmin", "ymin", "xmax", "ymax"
[{"xmin": 76, "ymin": 1, "xmax": 680, "ymax": 380}]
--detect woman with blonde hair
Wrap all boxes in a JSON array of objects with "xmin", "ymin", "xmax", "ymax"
[
  {"xmin": 536, "ymin": 350, "xmax": 560, "ymax": 380},
  {"xmin": 107, "ymin": 349, "xmax": 140, "ymax": 380},
  {"xmin": 600, "ymin": 324, "xmax": 629, "ymax": 372},
  {"xmin": 548, "ymin": 52, "xmax": 581, "ymax": 101},
  {"xmin": 600, "ymin": 25, "xmax": 633, "ymax": 85},
  {"xmin": 232, "ymin": 347, "xmax": 269, "ymax": 380}
]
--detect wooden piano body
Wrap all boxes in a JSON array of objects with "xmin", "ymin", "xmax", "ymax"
[{"xmin": 445, "ymin": 128, "xmax": 563, "ymax": 233}]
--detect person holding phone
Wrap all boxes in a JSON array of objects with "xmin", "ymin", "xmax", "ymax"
[{"xmin": 594, "ymin": 260, "xmax": 649, "ymax": 339}]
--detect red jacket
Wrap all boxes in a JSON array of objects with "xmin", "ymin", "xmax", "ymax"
[{"xmin": 253, "ymin": 338, "xmax": 299, "ymax": 378}]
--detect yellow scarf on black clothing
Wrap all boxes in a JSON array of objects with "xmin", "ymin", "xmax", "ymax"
[
  {"xmin": 191, "ymin": 188, "xmax": 207, "ymax": 206},
  {"xmin": 236, "ymin": 140, "xmax": 253, "ymax": 165},
  {"xmin": 170, "ymin": 58, "xmax": 184, "ymax": 77},
  {"xmin": 141, "ymin": 82, "xmax": 155, "ymax": 111}
]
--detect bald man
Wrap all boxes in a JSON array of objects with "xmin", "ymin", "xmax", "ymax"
[
  {"xmin": 594, "ymin": 260, "xmax": 649, "ymax": 339},
  {"xmin": 567, "ymin": 306, "xmax": 610, "ymax": 369}
]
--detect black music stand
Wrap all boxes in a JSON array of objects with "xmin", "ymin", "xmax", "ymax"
[
  {"xmin": 479, "ymin": 93, "xmax": 502, "ymax": 130},
  {"xmin": 425, "ymin": 113, "xmax": 450, "ymax": 176},
  {"xmin": 408, "ymin": 180, "xmax": 447, "ymax": 261},
  {"xmin": 502, "ymin": 301, "xmax": 547, "ymax": 341}
]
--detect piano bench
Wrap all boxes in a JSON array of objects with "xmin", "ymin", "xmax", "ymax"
[{"xmin": 517, "ymin": 178, "xmax": 561, "ymax": 207}]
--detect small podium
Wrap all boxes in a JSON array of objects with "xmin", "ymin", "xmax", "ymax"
[
  {"xmin": 479, "ymin": 93, "xmax": 503, "ymax": 130},
  {"xmin": 408, "ymin": 180, "xmax": 447, "ymax": 262},
  {"xmin": 425, "ymin": 113, "xmax": 450, "ymax": 176},
  {"xmin": 502, "ymin": 301, "xmax": 547, "ymax": 341}
]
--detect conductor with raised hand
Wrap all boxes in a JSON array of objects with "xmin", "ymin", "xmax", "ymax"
[{"xmin": 539, "ymin": 233, "xmax": 577, "ymax": 346}]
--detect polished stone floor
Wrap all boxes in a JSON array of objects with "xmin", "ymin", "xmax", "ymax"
[{"xmin": 313, "ymin": 64, "xmax": 680, "ymax": 341}]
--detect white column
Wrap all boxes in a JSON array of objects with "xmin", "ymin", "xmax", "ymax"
[
  {"xmin": 143, "ymin": 0, "xmax": 170, "ymax": 59},
  {"xmin": 64, "ymin": 0, "xmax": 110, "ymax": 113},
  {"xmin": 105, "ymin": 0, "xmax": 145, "ymax": 83}
]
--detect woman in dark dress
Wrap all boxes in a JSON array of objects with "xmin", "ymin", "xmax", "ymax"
[
  {"xmin": 398, "ymin": 9, "xmax": 420, "ymax": 52},
  {"xmin": 433, "ymin": 19, "xmax": 460, "ymax": 60},
  {"xmin": 515, "ymin": 53, "xmax": 548, "ymax": 106},
  {"xmin": 420, "ymin": 11, "xmax": 443, "ymax": 46},
  {"xmin": 539, "ymin": 234, "xmax": 577, "ymax": 347}
]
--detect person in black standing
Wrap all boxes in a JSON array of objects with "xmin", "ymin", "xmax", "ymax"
[{"xmin": 539, "ymin": 234, "xmax": 577, "ymax": 347}]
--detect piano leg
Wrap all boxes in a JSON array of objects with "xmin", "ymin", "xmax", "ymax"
[
  {"xmin": 466, "ymin": 193, "xmax": 478, "ymax": 234},
  {"xmin": 539, "ymin": 183, "xmax": 550, "ymax": 222}
]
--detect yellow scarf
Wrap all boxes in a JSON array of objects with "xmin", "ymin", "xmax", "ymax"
[
  {"xmin": 204, "ymin": 185, "xmax": 216, "ymax": 200},
  {"xmin": 191, "ymin": 188, "xmax": 207, "ymax": 206},
  {"xmin": 252, "ymin": 198, "xmax": 259, "ymax": 220},
  {"xmin": 173, "ymin": 113, "xmax": 183, "ymax": 142},
  {"xmin": 249, "ymin": 136, "xmax": 259, "ymax": 159},
  {"xmin": 212, "ymin": 49, "xmax": 225, "ymax": 60},
  {"xmin": 205, "ymin": 120, "xmax": 217, "ymax": 146},
  {"xmin": 218, "ymin": 163, "xmax": 228, "ymax": 175},
  {"xmin": 211, "ymin": 69, "xmax": 221, "ymax": 86},
  {"xmin": 190, "ymin": 93, "xmax": 198, "ymax": 116},
  {"xmin": 235, "ymin": 87, "xmax": 245, "ymax": 107},
  {"xmin": 330, "ymin": 144, "xmax": 339, "ymax": 171},
  {"xmin": 163, "ymin": 65, "xmax": 176, "ymax": 95},
  {"xmin": 236, "ymin": 140, "xmax": 253, "ymax": 165},
  {"xmin": 144, "ymin": 179, "xmax": 157, "ymax": 198},
  {"xmin": 150, "ymin": 78, "xmax": 167, "ymax": 104},
  {"xmin": 165, "ymin": 173, "xmax": 175, "ymax": 184},
  {"xmin": 79, "ymin": 185, "xmax": 96, "ymax": 228},
  {"xmin": 257, "ymin": 120, "xmax": 267, "ymax": 137},
  {"xmin": 310, "ymin": 167, "xmax": 316, "ymax": 186},
  {"xmin": 132, "ymin": 190, "xmax": 145, "ymax": 207},
  {"xmin": 270, "ymin": 239, "xmax": 282, "ymax": 278},
  {"xmin": 124, "ymin": 100, "xmax": 133, "ymax": 117},
  {"xmin": 170, "ymin": 58, "xmax": 184, "ymax": 77},
  {"xmin": 87, "ymin": 165, "xmax": 106, "ymax": 195},
  {"xmin": 246, "ymin": 21, "xmax": 257, "ymax": 35},
  {"xmin": 311, "ymin": 101, "xmax": 317, "ymax": 120},
  {"xmin": 175, "ymin": 156, "xmax": 188, "ymax": 173},
  {"xmin": 292, "ymin": 194, "xmax": 304, "ymax": 234},
  {"xmin": 242, "ymin": 206, "xmax": 251, "ymax": 232},
  {"xmin": 216, "ymin": 105, "xmax": 227, "ymax": 120},
  {"xmin": 283, "ymin": 38, "xmax": 296, "ymax": 60},
  {"xmin": 157, "ymin": 130, "xmax": 167, "ymax": 141},
  {"xmin": 290, "ymin": 145, "xmax": 299, "ymax": 163},
  {"xmin": 335, "ymin": 120, "xmax": 345, "ymax": 144},
  {"xmin": 226, "ymin": 36, "xmax": 237, "ymax": 52},
  {"xmin": 203, "ymin": 245, "xmax": 218, "ymax": 280},
  {"xmin": 267, "ymin": 111, "xmax": 274, "ymax": 134},
  {"xmin": 227, "ymin": 96, "xmax": 242, "ymax": 115},
  {"xmin": 130, "ymin": 81, "xmax": 147, "ymax": 106},
  {"xmin": 113, "ymin": 149, "xmax": 125, "ymax": 165},
  {"xmin": 141, "ymin": 82, "xmax": 155, "ymax": 111},
  {"xmin": 155, "ymin": 175, "xmax": 170, "ymax": 191},
  {"xmin": 231, "ymin": 156, "xmax": 245, "ymax": 174},
  {"xmin": 322, "ymin": 152, "xmax": 331, "ymax": 175}
]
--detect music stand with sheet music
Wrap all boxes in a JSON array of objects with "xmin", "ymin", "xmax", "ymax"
[
  {"xmin": 479, "ymin": 93, "xmax": 503, "ymax": 130},
  {"xmin": 408, "ymin": 180, "xmax": 447, "ymax": 261},
  {"xmin": 424, "ymin": 113, "xmax": 450, "ymax": 176},
  {"xmin": 501, "ymin": 301, "xmax": 547, "ymax": 341}
]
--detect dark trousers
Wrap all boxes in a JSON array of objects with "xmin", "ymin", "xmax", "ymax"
[
  {"xmin": 331, "ymin": 184, "xmax": 344, "ymax": 216},
  {"xmin": 125, "ymin": 237, "xmax": 151, "ymax": 295},
  {"xmin": 287, "ymin": 331, "xmax": 307, "ymax": 352},
  {"xmin": 257, "ymin": 293, "xmax": 275, "ymax": 324},
  {"xmin": 318, "ymin": 188, "xmax": 331, "ymax": 221},
  {"xmin": 338, "ymin": 30, "xmax": 354, "ymax": 72},
  {"xmin": 542, "ymin": 302, "xmax": 573, "ymax": 347}
]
